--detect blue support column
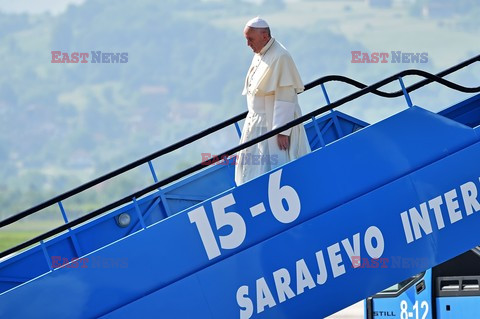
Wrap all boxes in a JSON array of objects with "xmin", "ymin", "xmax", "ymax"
[
  {"xmin": 234, "ymin": 122, "xmax": 242, "ymax": 139},
  {"xmin": 398, "ymin": 76, "xmax": 413, "ymax": 108},
  {"xmin": 40, "ymin": 240, "xmax": 53, "ymax": 271},
  {"xmin": 127, "ymin": 197, "xmax": 163, "ymax": 235},
  {"xmin": 133, "ymin": 197, "xmax": 147, "ymax": 230},
  {"xmin": 331, "ymin": 114, "xmax": 345, "ymax": 138},
  {"xmin": 58, "ymin": 201, "xmax": 82, "ymax": 257},
  {"xmin": 148, "ymin": 160, "xmax": 159, "ymax": 183},
  {"xmin": 320, "ymin": 83, "xmax": 331, "ymax": 106},
  {"xmin": 157, "ymin": 187, "xmax": 172, "ymax": 218},
  {"xmin": 312, "ymin": 116, "xmax": 326, "ymax": 148},
  {"xmin": 147, "ymin": 161, "xmax": 172, "ymax": 217},
  {"xmin": 233, "ymin": 121, "xmax": 243, "ymax": 188},
  {"xmin": 321, "ymin": 83, "xmax": 344, "ymax": 138}
]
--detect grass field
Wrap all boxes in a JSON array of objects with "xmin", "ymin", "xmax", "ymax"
[
  {"xmin": 0, "ymin": 220, "xmax": 61, "ymax": 254},
  {"xmin": 0, "ymin": 231, "xmax": 42, "ymax": 252}
]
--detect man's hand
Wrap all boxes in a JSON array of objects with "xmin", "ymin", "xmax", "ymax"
[{"xmin": 277, "ymin": 134, "xmax": 290, "ymax": 150}]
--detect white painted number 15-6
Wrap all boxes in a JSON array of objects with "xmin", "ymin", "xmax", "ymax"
[{"xmin": 188, "ymin": 169, "xmax": 301, "ymax": 260}]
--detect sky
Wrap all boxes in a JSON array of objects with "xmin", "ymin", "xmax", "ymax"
[{"xmin": 0, "ymin": 0, "xmax": 85, "ymax": 15}]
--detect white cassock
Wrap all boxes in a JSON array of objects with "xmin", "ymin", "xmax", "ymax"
[{"xmin": 235, "ymin": 38, "xmax": 311, "ymax": 185}]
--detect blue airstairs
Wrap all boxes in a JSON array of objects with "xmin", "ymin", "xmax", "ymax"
[{"xmin": 1, "ymin": 56, "xmax": 480, "ymax": 318}]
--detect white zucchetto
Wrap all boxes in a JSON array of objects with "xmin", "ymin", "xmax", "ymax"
[{"xmin": 245, "ymin": 17, "xmax": 269, "ymax": 29}]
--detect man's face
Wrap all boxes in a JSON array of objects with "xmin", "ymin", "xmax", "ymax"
[{"xmin": 244, "ymin": 27, "xmax": 268, "ymax": 54}]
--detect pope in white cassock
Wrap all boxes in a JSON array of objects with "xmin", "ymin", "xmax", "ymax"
[{"xmin": 235, "ymin": 17, "xmax": 311, "ymax": 185}]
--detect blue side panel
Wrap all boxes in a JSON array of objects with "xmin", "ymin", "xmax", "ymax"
[
  {"xmin": 304, "ymin": 110, "xmax": 368, "ymax": 151},
  {"xmin": 196, "ymin": 142, "xmax": 480, "ymax": 318},
  {"xmin": 438, "ymin": 93, "xmax": 480, "ymax": 128},
  {"xmin": 0, "ymin": 248, "xmax": 48, "ymax": 292},
  {"xmin": 1, "ymin": 106, "xmax": 479, "ymax": 318},
  {"xmin": 163, "ymin": 162, "xmax": 236, "ymax": 215},
  {"xmin": 0, "ymin": 191, "xmax": 168, "ymax": 293},
  {"xmin": 103, "ymin": 141, "xmax": 480, "ymax": 318},
  {"xmin": 436, "ymin": 296, "xmax": 480, "ymax": 318},
  {"xmin": 101, "ymin": 273, "xmax": 213, "ymax": 318}
]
